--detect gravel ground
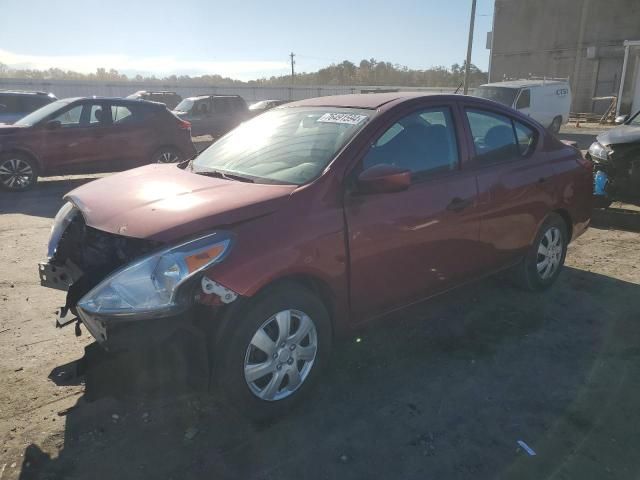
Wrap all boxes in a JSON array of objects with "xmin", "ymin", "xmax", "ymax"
[{"xmin": 1, "ymin": 131, "xmax": 640, "ymax": 479}]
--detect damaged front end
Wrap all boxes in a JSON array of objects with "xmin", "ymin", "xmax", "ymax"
[
  {"xmin": 39, "ymin": 202, "xmax": 238, "ymax": 350},
  {"xmin": 589, "ymin": 141, "xmax": 640, "ymax": 202}
]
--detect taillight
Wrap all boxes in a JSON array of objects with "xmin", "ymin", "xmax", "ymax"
[{"xmin": 178, "ymin": 119, "xmax": 191, "ymax": 130}]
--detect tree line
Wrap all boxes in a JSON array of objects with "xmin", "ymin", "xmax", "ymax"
[{"xmin": 0, "ymin": 59, "xmax": 487, "ymax": 87}]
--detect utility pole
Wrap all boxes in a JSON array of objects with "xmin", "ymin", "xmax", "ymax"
[
  {"xmin": 463, "ymin": 0, "xmax": 477, "ymax": 94},
  {"xmin": 289, "ymin": 52, "xmax": 295, "ymax": 85}
]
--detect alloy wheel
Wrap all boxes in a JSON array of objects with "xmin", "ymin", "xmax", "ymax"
[
  {"xmin": 157, "ymin": 151, "xmax": 180, "ymax": 163},
  {"xmin": 244, "ymin": 309, "xmax": 318, "ymax": 401},
  {"xmin": 536, "ymin": 226, "xmax": 563, "ymax": 280},
  {"xmin": 0, "ymin": 158, "xmax": 34, "ymax": 189}
]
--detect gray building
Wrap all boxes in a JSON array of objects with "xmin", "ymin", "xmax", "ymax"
[{"xmin": 488, "ymin": 0, "xmax": 640, "ymax": 115}]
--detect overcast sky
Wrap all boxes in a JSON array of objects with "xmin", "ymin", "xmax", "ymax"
[{"xmin": 0, "ymin": 0, "xmax": 494, "ymax": 80}]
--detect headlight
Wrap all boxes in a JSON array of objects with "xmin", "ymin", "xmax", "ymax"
[
  {"xmin": 588, "ymin": 141, "xmax": 611, "ymax": 161},
  {"xmin": 48, "ymin": 201, "xmax": 79, "ymax": 259},
  {"xmin": 77, "ymin": 232, "xmax": 232, "ymax": 317}
]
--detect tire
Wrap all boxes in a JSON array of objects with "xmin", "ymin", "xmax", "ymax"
[
  {"xmin": 0, "ymin": 152, "xmax": 38, "ymax": 191},
  {"xmin": 213, "ymin": 283, "xmax": 332, "ymax": 421},
  {"xmin": 593, "ymin": 197, "xmax": 612, "ymax": 209},
  {"xmin": 152, "ymin": 147, "xmax": 182, "ymax": 164},
  {"xmin": 515, "ymin": 213, "xmax": 568, "ymax": 291},
  {"xmin": 549, "ymin": 116, "xmax": 562, "ymax": 134}
]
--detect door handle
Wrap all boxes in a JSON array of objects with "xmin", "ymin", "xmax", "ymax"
[{"xmin": 447, "ymin": 197, "xmax": 473, "ymax": 212}]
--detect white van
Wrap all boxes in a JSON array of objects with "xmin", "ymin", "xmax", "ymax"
[{"xmin": 473, "ymin": 79, "xmax": 572, "ymax": 133}]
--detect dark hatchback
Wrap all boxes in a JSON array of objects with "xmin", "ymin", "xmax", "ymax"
[{"xmin": 0, "ymin": 97, "xmax": 196, "ymax": 191}]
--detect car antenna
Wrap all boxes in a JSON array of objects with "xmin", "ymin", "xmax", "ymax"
[{"xmin": 454, "ymin": 81, "xmax": 464, "ymax": 94}]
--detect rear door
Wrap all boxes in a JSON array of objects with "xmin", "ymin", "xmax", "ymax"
[
  {"xmin": 464, "ymin": 107, "xmax": 554, "ymax": 269},
  {"xmin": 104, "ymin": 102, "xmax": 158, "ymax": 169},
  {"xmin": 345, "ymin": 103, "xmax": 484, "ymax": 321}
]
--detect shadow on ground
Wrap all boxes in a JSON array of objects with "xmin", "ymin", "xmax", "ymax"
[
  {"xmin": 0, "ymin": 176, "xmax": 103, "ymax": 218},
  {"xmin": 16, "ymin": 266, "xmax": 640, "ymax": 480}
]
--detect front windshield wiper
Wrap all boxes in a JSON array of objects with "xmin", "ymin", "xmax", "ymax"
[{"xmin": 194, "ymin": 169, "xmax": 255, "ymax": 183}]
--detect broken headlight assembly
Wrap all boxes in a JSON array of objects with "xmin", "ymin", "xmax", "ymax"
[
  {"xmin": 48, "ymin": 201, "xmax": 79, "ymax": 259},
  {"xmin": 77, "ymin": 232, "xmax": 233, "ymax": 318},
  {"xmin": 588, "ymin": 141, "xmax": 611, "ymax": 162}
]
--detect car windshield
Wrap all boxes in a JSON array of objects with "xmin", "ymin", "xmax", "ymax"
[
  {"xmin": 629, "ymin": 111, "xmax": 640, "ymax": 126},
  {"xmin": 474, "ymin": 86, "xmax": 518, "ymax": 107},
  {"xmin": 192, "ymin": 107, "xmax": 371, "ymax": 185},
  {"xmin": 14, "ymin": 99, "xmax": 73, "ymax": 126},
  {"xmin": 174, "ymin": 99, "xmax": 194, "ymax": 112}
]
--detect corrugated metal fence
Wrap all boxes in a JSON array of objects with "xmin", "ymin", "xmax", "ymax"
[{"xmin": 0, "ymin": 78, "xmax": 459, "ymax": 102}]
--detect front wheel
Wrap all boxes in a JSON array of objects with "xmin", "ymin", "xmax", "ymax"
[
  {"xmin": 0, "ymin": 153, "xmax": 38, "ymax": 191},
  {"xmin": 152, "ymin": 147, "xmax": 182, "ymax": 164},
  {"xmin": 516, "ymin": 213, "xmax": 568, "ymax": 291},
  {"xmin": 214, "ymin": 284, "xmax": 332, "ymax": 421}
]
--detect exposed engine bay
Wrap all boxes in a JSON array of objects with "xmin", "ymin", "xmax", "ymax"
[{"xmin": 39, "ymin": 212, "xmax": 161, "ymax": 309}]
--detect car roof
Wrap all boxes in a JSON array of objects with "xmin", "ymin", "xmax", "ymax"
[
  {"xmin": 0, "ymin": 90, "xmax": 56, "ymax": 97},
  {"xmin": 285, "ymin": 92, "xmax": 460, "ymax": 110},
  {"xmin": 480, "ymin": 79, "xmax": 568, "ymax": 89},
  {"xmin": 64, "ymin": 96, "xmax": 165, "ymax": 106},
  {"xmin": 185, "ymin": 94, "xmax": 243, "ymax": 100}
]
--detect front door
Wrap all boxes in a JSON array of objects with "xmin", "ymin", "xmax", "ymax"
[
  {"xmin": 41, "ymin": 101, "xmax": 110, "ymax": 174},
  {"xmin": 345, "ymin": 105, "xmax": 483, "ymax": 322}
]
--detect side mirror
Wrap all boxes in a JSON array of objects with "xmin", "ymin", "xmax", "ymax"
[
  {"xmin": 356, "ymin": 164, "xmax": 411, "ymax": 194},
  {"xmin": 45, "ymin": 120, "xmax": 62, "ymax": 130},
  {"xmin": 615, "ymin": 115, "xmax": 629, "ymax": 125}
]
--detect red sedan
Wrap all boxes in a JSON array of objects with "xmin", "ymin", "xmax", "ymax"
[{"xmin": 39, "ymin": 92, "xmax": 592, "ymax": 419}]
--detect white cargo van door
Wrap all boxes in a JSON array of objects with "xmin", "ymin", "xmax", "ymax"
[{"xmin": 514, "ymin": 88, "xmax": 531, "ymax": 117}]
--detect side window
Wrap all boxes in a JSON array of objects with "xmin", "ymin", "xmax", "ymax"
[
  {"xmin": 214, "ymin": 97, "xmax": 231, "ymax": 114},
  {"xmin": 363, "ymin": 107, "xmax": 459, "ymax": 177},
  {"xmin": 52, "ymin": 104, "xmax": 83, "ymax": 127},
  {"xmin": 20, "ymin": 96, "xmax": 49, "ymax": 113},
  {"xmin": 195, "ymin": 100, "xmax": 210, "ymax": 115},
  {"xmin": 465, "ymin": 109, "xmax": 534, "ymax": 162},
  {"xmin": 111, "ymin": 105, "xmax": 134, "ymax": 124},
  {"xmin": 0, "ymin": 95, "xmax": 21, "ymax": 113},
  {"xmin": 89, "ymin": 104, "xmax": 109, "ymax": 125},
  {"xmin": 516, "ymin": 89, "xmax": 530, "ymax": 110},
  {"xmin": 514, "ymin": 121, "xmax": 535, "ymax": 155}
]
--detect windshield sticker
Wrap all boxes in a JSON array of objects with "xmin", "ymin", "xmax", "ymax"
[{"xmin": 317, "ymin": 113, "xmax": 368, "ymax": 125}]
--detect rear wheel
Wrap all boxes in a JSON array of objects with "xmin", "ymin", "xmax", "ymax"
[
  {"xmin": 152, "ymin": 147, "xmax": 182, "ymax": 164},
  {"xmin": 0, "ymin": 153, "xmax": 38, "ymax": 191},
  {"xmin": 549, "ymin": 116, "xmax": 562, "ymax": 134},
  {"xmin": 515, "ymin": 213, "xmax": 568, "ymax": 291},
  {"xmin": 214, "ymin": 284, "xmax": 332, "ymax": 421}
]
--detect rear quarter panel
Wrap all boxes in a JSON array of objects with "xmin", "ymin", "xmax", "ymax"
[{"xmin": 547, "ymin": 140, "xmax": 593, "ymax": 240}]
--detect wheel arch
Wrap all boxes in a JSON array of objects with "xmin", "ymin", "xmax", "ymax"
[
  {"xmin": 553, "ymin": 208, "xmax": 573, "ymax": 242},
  {"xmin": 0, "ymin": 147, "xmax": 42, "ymax": 172}
]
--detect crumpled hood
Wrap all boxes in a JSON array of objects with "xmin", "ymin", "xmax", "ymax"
[
  {"xmin": 597, "ymin": 125, "xmax": 640, "ymax": 146},
  {"xmin": 66, "ymin": 164, "xmax": 296, "ymax": 242}
]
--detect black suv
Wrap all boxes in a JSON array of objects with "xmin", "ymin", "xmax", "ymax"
[
  {"xmin": 126, "ymin": 91, "xmax": 183, "ymax": 109},
  {"xmin": 173, "ymin": 95, "xmax": 249, "ymax": 137},
  {"xmin": 0, "ymin": 91, "xmax": 57, "ymax": 124}
]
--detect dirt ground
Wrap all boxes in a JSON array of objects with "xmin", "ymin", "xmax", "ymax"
[{"xmin": 2, "ymin": 130, "xmax": 640, "ymax": 479}]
